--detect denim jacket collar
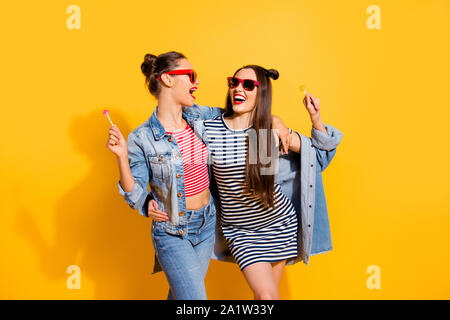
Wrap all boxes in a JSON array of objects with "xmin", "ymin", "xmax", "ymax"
[
  {"xmin": 149, "ymin": 107, "xmax": 167, "ymax": 141},
  {"xmin": 149, "ymin": 104, "xmax": 203, "ymax": 141}
]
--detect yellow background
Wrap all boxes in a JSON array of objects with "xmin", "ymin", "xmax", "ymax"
[{"xmin": 1, "ymin": 0, "xmax": 449, "ymax": 299}]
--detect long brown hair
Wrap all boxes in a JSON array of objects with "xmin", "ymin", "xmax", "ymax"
[{"xmin": 224, "ymin": 65, "xmax": 279, "ymax": 207}]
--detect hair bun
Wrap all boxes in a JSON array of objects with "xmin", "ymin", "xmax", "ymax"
[
  {"xmin": 141, "ymin": 53, "xmax": 157, "ymax": 77},
  {"xmin": 266, "ymin": 69, "xmax": 279, "ymax": 80}
]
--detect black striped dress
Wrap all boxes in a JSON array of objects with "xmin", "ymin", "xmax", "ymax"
[{"xmin": 204, "ymin": 115, "xmax": 298, "ymax": 271}]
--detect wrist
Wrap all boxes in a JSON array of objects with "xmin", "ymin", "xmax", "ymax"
[
  {"xmin": 117, "ymin": 153, "xmax": 129, "ymax": 163},
  {"xmin": 310, "ymin": 114, "xmax": 322, "ymax": 125}
]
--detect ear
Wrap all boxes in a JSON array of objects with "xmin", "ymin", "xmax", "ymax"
[{"xmin": 160, "ymin": 73, "xmax": 173, "ymax": 88}]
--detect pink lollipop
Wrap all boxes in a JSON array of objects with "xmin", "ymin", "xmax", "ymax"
[{"xmin": 103, "ymin": 109, "xmax": 114, "ymax": 126}]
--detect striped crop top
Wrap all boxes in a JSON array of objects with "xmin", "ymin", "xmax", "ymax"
[{"xmin": 166, "ymin": 124, "xmax": 209, "ymax": 197}]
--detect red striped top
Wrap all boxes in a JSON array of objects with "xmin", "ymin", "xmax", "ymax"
[{"xmin": 167, "ymin": 124, "xmax": 209, "ymax": 197}]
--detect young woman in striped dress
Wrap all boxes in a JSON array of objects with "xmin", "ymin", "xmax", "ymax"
[{"xmin": 203, "ymin": 65, "xmax": 329, "ymax": 300}]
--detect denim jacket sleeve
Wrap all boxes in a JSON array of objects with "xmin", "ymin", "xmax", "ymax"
[
  {"xmin": 311, "ymin": 123, "xmax": 343, "ymax": 151},
  {"xmin": 311, "ymin": 123, "xmax": 343, "ymax": 172},
  {"xmin": 117, "ymin": 131, "xmax": 152, "ymax": 217},
  {"xmin": 196, "ymin": 104, "xmax": 224, "ymax": 120}
]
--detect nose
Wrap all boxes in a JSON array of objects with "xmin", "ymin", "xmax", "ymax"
[
  {"xmin": 195, "ymin": 78, "xmax": 200, "ymax": 86},
  {"xmin": 235, "ymin": 81, "xmax": 244, "ymax": 91}
]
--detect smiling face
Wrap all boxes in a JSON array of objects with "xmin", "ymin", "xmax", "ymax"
[
  {"xmin": 166, "ymin": 58, "xmax": 199, "ymax": 107},
  {"xmin": 229, "ymin": 68, "xmax": 259, "ymax": 115}
]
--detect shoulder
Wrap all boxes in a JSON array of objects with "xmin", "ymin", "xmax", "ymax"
[
  {"xmin": 204, "ymin": 114, "xmax": 222, "ymax": 124},
  {"xmin": 183, "ymin": 103, "xmax": 223, "ymax": 120},
  {"xmin": 127, "ymin": 118, "xmax": 151, "ymax": 143},
  {"xmin": 204, "ymin": 115, "xmax": 224, "ymax": 131},
  {"xmin": 182, "ymin": 103, "xmax": 206, "ymax": 115},
  {"xmin": 182, "ymin": 103, "xmax": 199, "ymax": 114}
]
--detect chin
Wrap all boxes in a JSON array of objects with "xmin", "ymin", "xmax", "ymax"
[
  {"xmin": 181, "ymin": 99, "xmax": 195, "ymax": 107},
  {"xmin": 232, "ymin": 103, "xmax": 252, "ymax": 114}
]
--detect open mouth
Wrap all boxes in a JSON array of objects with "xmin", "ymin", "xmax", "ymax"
[
  {"xmin": 233, "ymin": 93, "xmax": 246, "ymax": 105},
  {"xmin": 189, "ymin": 87, "xmax": 197, "ymax": 99}
]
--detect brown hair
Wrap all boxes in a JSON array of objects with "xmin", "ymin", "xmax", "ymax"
[
  {"xmin": 140, "ymin": 51, "xmax": 186, "ymax": 97},
  {"xmin": 224, "ymin": 65, "xmax": 279, "ymax": 207}
]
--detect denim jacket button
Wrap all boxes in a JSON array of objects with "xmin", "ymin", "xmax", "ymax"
[
  {"xmin": 168, "ymin": 136, "xmax": 173, "ymax": 142},
  {"xmin": 176, "ymin": 173, "xmax": 182, "ymax": 178},
  {"xmin": 179, "ymin": 211, "xmax": 184, "ymax": 216},
  {"xmin": 178, "ymin": 229, "xmax": 184, "ymax": 235},
  {"xmin": 177, "ymin": 192, "xmax": 182, "ymax": 197}
]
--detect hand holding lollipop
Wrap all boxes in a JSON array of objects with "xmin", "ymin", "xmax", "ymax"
[
  {"xmin": 300, "ymin": 85, "xmax": 321, "ymax": 120},
  {"xmin": 103, "ymin": 110, "xmax": 127, "ymax": 159}
]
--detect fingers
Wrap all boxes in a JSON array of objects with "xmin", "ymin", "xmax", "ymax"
[
  {"xmin": 108, "ymin": 131, "xmax": 120, "ymax": 140},
  {"xmin": 109, "ymin": 126, "xmax": 124, "ymax": 139},
  {"xmin": 303, "ymin": 94, "xmax": 311, "ymax": 109},
  {"xmin": 109, "ymin": 127, "xmax": 122, "ymax": 139},
  {"xmin": 309, "ymin": 94, "xmax": 319, "ymax": 111},
  {"xmin": 272, "ymin": 129, "xmax": 280, "ymax": 148},
  {"xmin": 148, "ymin": 210, "xmax": 169, "ymax": 222},
  {"xmin": 280, "ymin": 135, "xmax": 289, "ymax": 155},
  {"xmin": 109, "ymin": 136, "xmax": 119, "ymax": 144},
  {"xmin": 108, "ymin": 126, "xmax": 124, "ymax": 146},
  {"xmin": 273, "ymin": 128, "xmax": 291, "ymax": 155},
  {"xmin": 285, "ymin": 134, "xmax": 292, "ymax": 154},
  {"xmin": 109, "ymin": 125, "xmax": 121, "ymax": 133},
  {"xmin": 305, "ymin": 93, "xmax": 313, "ymax": 106},
  {"xmin": 149, "ymin": 199, "xmax": 158, "ymax": 210},
  {"xmin": 107, "ymin": 136, "xmax": 119, "ymax": 147},
  {"xmin": 148, "ymin": 200, "xmax": 168, "ymax": 222},
  {"xmin": 304, "ymin": 93, "xmax": 320, "ymax": 112},
  {"xmin": 107, "ymin": 137, "xmax": 118, "ymax": 147}
]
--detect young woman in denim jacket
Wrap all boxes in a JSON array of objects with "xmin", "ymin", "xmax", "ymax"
[
  {"xmin": 106, "ymin": 52, "xmax": 292, "ymax": 300},
  {"xmin": 149, "ymin": 65, "xmax": 343, "ymax": 300}
]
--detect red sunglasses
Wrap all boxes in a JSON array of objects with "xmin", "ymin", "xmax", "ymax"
[
  {"xmin": 158, "ymin": 69, "xmax": 197, "ymax": 84},
  {"xmin": 227, "ymin": 77, "xmax": 260, "ymax": 91}
]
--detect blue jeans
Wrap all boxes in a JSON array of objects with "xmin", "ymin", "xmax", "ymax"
[{"xmin": 151, "ymin": 194, "xmax": 216, "ymax": 300}]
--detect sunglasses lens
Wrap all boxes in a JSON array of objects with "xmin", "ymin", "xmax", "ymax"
[
  {"xmin": 191, "ymin": 71, "xmax": 197, "ymax": 83},
  {"xmin": 228, "ymin": 77, "xmax": 239, "ymax": 88},
  {"xmin": 243, "ymin": 80, "xmax": 256, "ymax": 91}
]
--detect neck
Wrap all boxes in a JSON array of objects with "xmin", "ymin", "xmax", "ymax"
[
  {"xmin": 225, "ymin": 110, "xmax": 254, "ymax": 130},
  {"xmin": 156, "ymin": 94, "xmax": 186, "ymax": 132}
]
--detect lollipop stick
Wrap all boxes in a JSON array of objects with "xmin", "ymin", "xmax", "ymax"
[
  {"xmin": 299, "ymin": 85, "xmax": 308, "ymax": 95},
  {"xmin": 103, "ymin": 110, "xmax": 115, "ymax": 126},
  {"xmin": 106, "ymin": 114, "xmax": 114, "ymax": 126}
]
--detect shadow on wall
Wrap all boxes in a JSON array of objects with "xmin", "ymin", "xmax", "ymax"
[{"xmin": 14, "ymin": 108, "xmax": 291, "ymax": 299}]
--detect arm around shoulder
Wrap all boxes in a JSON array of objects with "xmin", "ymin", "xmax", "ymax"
[{"xmin": 196, "ymin": 104, "xmax": 225, "ymax": 120}]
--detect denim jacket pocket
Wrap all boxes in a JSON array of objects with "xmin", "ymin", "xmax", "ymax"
[{"xmin": 148, "ymin": 153, "xmax": 172, "ymax": 180}]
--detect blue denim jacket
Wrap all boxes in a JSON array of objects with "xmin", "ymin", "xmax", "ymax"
[{"xmin": 279, "ymin": 125, "xmax": 343, "ymax": 265}]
